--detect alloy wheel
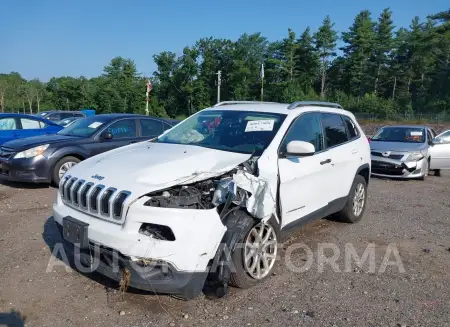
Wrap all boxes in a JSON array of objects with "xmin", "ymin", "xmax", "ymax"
[
  {"xmin": 352, "ymin": 183, "xmax": 365, "ymax": 217},
  {"xmin": 244, "ymin": 222, "xmax": 277, "ymax": 280},
  {"xmin": 59, "ymin": 161, "xmax": 77, "ymax": 179}
]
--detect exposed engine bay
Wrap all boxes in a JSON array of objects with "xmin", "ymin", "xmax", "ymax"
[{"xmin": 144, "ymin": 157, "xmax": 275, "ymax": 220}]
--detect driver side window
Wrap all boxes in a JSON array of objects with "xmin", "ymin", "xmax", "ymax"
[{"xmin": 280, "ymin": 113, "xmax": 323, "ymax": 154}]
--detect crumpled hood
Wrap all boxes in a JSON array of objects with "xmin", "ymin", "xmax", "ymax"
[
  {"xmin": 66, "ymin": 141, "xmax": 251, "ymax": 198},
  {"xmin": 370, "ymin": 141, "xmax": 427, "ymax": 153}
]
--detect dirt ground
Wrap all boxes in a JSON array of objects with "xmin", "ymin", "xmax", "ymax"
[{"xmin": 1, "ymin": 169, "xmax": 450, "ymax": 327}]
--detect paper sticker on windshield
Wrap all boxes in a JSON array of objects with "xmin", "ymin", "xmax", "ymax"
[
  {"xmin": 88, "ymin": 122, "xmax": 103, "ymax": 129},
  {"xmin": 245, "ymin": 120, "xmax": 275, "ymax": 132},
  {"xmin": 410, "ymin": 131, "xmax": 423, "ymax": 136}
]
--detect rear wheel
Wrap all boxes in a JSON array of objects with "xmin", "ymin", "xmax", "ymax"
[
  {"xmin": 337, "ymin": 175, "xmax": 367, "ymax": 223},
  {"xmin": 52, "ymin": 156, "xmax": 80, "ymax": 185},
  {"xmin": 434, "ymin": 169, "xmax": 441, "ymax": 177}
]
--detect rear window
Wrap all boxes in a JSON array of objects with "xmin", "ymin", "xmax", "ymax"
[
  {"xmin": 342, "ymin": 115, "xmax": 360, "ymax": 139},
  {"xmin": 321, "ymin": 113, "xmax": 349, "ymax": 148}
]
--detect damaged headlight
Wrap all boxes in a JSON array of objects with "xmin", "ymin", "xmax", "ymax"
[{"xmin": 405, "ymin": 151, "xmax": 425, "ymax": 162}]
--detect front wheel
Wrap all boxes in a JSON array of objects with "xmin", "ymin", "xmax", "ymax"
[
  {"xmin": 226, "ymin": 211, "xmax": 279, "ymax": 289},
  {"xmin": 52, "ymin": 156, "xmax": 81, "ymax": 185}
]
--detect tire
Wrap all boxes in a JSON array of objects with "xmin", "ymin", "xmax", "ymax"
[
  {"xmin": 434, "ymin": 169, "xmax": 441, "ymax": 177},
  {"xmin": 52, "ymin": 156, "xmax": 81, "ymax": 185},
  {"xmin": 419, "ymin": 159, "xmax": 429, "ymax": 181},
  {"xmin": 223, "ymin": 210, "xmax": 280, "ymax": 289},
  {"xmin": 336, "ymin": 175, "xmax": 367, "ymax": 223}
]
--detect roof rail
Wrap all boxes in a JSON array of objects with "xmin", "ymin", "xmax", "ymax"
[
  {"xmin": 287, "ymin": 101, "xmax": 343, "ymax": 110},
  {"xmin": 213, "ymin": 101, "xmax": 278, "ymax": 107}
]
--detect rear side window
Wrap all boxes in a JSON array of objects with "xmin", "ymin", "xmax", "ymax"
[
  {"xmin": 163, "ymin": 122, "xmax": 173, "ymax": 131},
  {"xmin": 280, "ymin": 112, "xmax": 324, "ymax": 153},
  {"xmin": 140, "ymin": 119, "xmax": 164, "ymax": 137},
  {"xmin": 21, "ymin": 118, "xmax": 44, "ymax": 129},
  {"xmin": 342, "ymin": 115, "xmax": 359, "ymax": 139},
  {"xmin": 321, "ymin": 113, "xmax": 349, "ymax": 148}
]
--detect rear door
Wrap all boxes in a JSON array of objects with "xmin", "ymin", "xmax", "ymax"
[
  {"xmin": 278, "ymin": 112, "xmax": 335, "ymax": 228},
  {"xmin": 16, "ymin": 117, "xmax": 50, "ymax": 139},
  {"xmin": 0, "ymin": 117, "xmax": 19, "ymax": 144},
  {"xmin": 321, "ymin": 113, "xmax": 360, "ymax": 201},
  {"xmin": 430, "ymin": 130, "xmax": 450, "ymax": 169},
  {"xmin": 91, "ymin": 118, "xmax": 138, "ymax": 156}
]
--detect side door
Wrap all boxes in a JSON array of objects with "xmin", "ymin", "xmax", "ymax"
[
  {"xmin": 91, "ymin": 118, "xmax": 138, "ymax": 156},
  {"xmin": 16, "ymin": 117, "xmax": 49, "ymax": 139},
  {"xmin": 430, "ymin": 130, "xmax": 450, "ymax": 170},
  {"xmin": 0, "ymin": 117, "xmax": 20, "ymax": 144},
  {"xmin": 137, "ymin": 118, "xmax": 165, "ymax": 142},
  {"xmin": 321, "ymin": 113, "xmax": 358, "ymax": 201},
  {"xmin": 278, "ymin": 112, "xmax": 335, "ymax": 228}
]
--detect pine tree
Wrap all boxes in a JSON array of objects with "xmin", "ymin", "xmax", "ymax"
[{"xmin": 314, "ymin": 16, "xmax": 338, "ymax": 98}]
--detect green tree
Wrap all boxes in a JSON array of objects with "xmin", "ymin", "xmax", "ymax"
[
  {"xmin": 341, "ymin": 10, "xmax": 377, "ymax": 97},
  {"xmin": 314, "ymin": 16, "xmax": 338, "ymax": 98}
]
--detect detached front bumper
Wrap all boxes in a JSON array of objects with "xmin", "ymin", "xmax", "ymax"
[
  {"xmin": 52, "ymin": 194, "xmax": 227, "ymax": 298},
  {"xmin": 0, "ymin": 155, "xmax": 51, "ymax": 183},
  {"xmin": 371, "ymin": 156, "xmax": 426, "ymax": 178}
]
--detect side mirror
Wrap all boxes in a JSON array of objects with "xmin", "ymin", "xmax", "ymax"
[
  {"xmin": 285, "ymin": 141, "xmax": 315, "ymax": 157},
  {"xmin": 100, "ymin": 131, "xmax": 113, "ymax": 140}
]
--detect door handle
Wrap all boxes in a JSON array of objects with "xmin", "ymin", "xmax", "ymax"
[
  {"xmin": 351, "ymin": 149, "xmax": 358, "ymax": 154},
  {"xmin": 129, "ymin": 141, "xmax": 138, "ymax": 144},
  {"xmin": 320, "ymin": 159, "xmax": 332, "ymax": 165}
]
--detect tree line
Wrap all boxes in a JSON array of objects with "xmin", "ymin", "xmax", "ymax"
[{"xmin": 1, "ymin": 8, "xmax": 449, "ymax": 119}]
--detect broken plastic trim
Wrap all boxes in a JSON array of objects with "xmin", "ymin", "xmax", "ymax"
[{"xmin": 143, "ymin": 157, "xmax": 276, "ymax": 221}]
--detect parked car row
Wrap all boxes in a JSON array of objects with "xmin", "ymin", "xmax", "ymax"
[{"xmin": 2, "ymin": 101, "xmax": 450, "ymax": 301}]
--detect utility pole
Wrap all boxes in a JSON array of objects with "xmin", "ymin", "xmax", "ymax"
[
  {"xmin": 216, "ymin": 70, "xmax": 222, "ymax": 103},
  {"xmin": 260, "ymin": 63, "xmax": 264, "ymax": 101}
]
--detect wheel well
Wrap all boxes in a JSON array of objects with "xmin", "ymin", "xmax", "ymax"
[
  {"xmin": 358, "ymin": 167, "xmax": 370, "ymax": 185},
  {"xmin": 60, "ymin": 153, "xmax": 85, "ymax": 162}
]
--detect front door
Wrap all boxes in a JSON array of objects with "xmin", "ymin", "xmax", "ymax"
[
  {"xmin": 90, "ymin": 118, "xmax": 138, "ymax": 156},
  {"xmin": 278, "ymin": 112, "xmax": 335, "ymax": 228},
  {"xmin": 430, "ymin": 131, "xmax": 450, "ymax": 169}
]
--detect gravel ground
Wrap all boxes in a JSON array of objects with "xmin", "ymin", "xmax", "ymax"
[{"xmin": 1, "ymin": 171, "xmax": 450, "ymax": 327}]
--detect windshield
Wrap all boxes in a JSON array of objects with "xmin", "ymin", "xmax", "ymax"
[
  {"xmin": 155, "ymin": 110, "xmax": 286, "ymax": 155},
  {"xmin": 57, "ymin": 116, "xmax": 110, "ymax": 137},
  {"xmin": 371, "ymin": 127, "xmax": 426, "ymax": 143}
]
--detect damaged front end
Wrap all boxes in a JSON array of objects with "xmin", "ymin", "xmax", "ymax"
[
  {"xmin": 143, "ymin": 157, "xmax": 276, "ymax": 222},
  {"xmin": 142, "ymin": 157, "xmax": 278, "ymax": 297}
]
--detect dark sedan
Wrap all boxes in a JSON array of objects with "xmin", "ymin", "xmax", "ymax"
[{"xmin": 0, "ymin": 114, "xmax": 177, "ymax": 185}]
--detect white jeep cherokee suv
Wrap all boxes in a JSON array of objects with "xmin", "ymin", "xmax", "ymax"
[{"xmin": 53, "ymin": 101, "xmax": 371, "ymax": 299}]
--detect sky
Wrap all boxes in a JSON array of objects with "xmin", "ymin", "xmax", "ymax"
[{"xmin": 1, "ymin": 0, "xmax": 449, "ymax": 81}]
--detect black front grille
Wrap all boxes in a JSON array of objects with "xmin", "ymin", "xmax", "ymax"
[
  {"xmin": 100, "ymin": 188, "xmax": 116, "ymax": 215},
  {"xmin": 89, "ymin": 186, "xmax": 103, "ymax": 212},
  {"xmin": 0, "ymin": 147, "xmax": 15, "ymax": 159},
  {"xmin": 371, "ymin": 151, "xmax": 404, "ymax": 160},
  {"xmin": 372, "ymin": 161, "xmax": 405, "ymax": 176},
  {"xmin": 80, "ymin": 183, "xmax": 93, "ymax": 208}
]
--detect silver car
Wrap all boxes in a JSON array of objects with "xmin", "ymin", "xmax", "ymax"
[{"xmin": 370, "ymin": 125, "xmax": 450, "ymax": 180}]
